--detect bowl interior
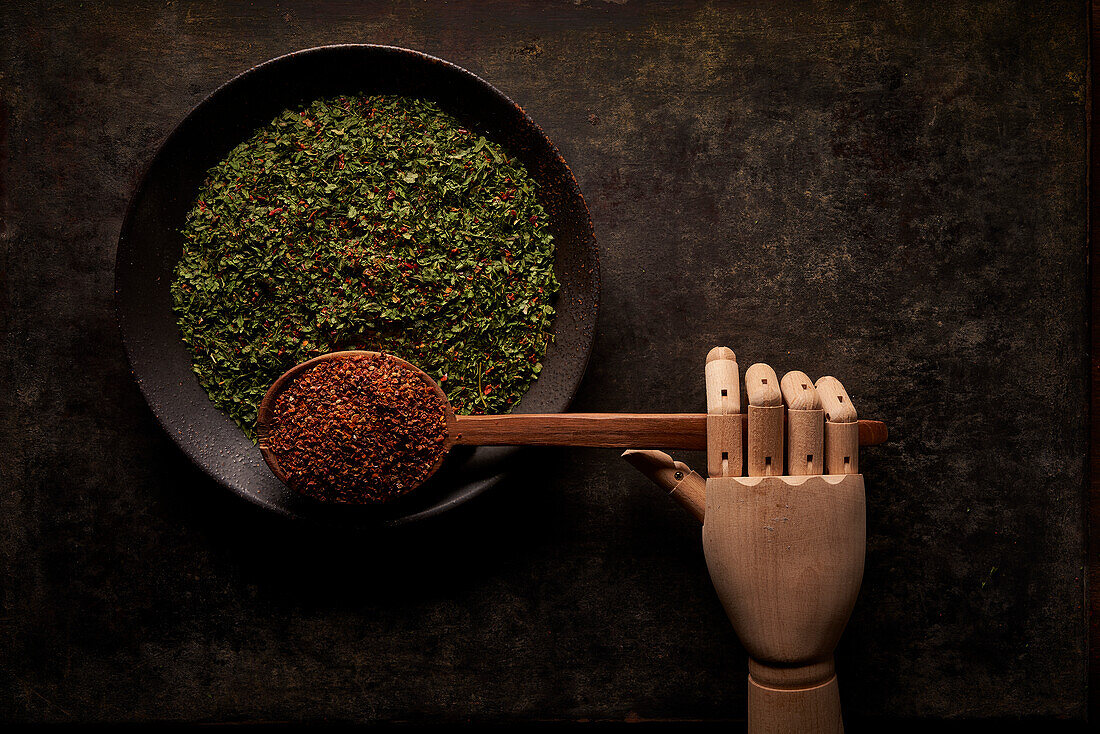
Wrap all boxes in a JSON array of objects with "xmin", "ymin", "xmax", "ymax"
[{"xmin": 115, "ymin": 45, "xmax": 599, "ymax": 525}]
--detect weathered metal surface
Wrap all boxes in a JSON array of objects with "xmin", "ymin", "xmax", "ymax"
[{"xmin": 0, "ymin": 0, "xmax": 1088, "ymax": 724}]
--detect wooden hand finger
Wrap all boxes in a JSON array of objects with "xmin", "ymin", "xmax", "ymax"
[
  {"xmin": 622, "ymin": 449, "xmax": 705, "ymax": 522},
  {"xmin": 781, "ymin": 370, "xmax": 824, "ymax": 476},
  {"xmin": 746, "ymin": 363, "xmax": 783, "ymax": 476},
  {"xmin": 705, "ymin": 347, "xmax": 742, "ymax": 477},
  {"xmin": 816, "ymin": 375, "xmax": 858, "ymax": 474}
]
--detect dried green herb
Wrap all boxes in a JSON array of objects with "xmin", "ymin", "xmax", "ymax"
[{"xmin": 172, "ymin": 95, "xmax": 558, "ymax": 439}]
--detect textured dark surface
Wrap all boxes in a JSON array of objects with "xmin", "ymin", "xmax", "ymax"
[{"xmin": 0, "ymin": 0, "xmax": 1089, "ymax": 725}]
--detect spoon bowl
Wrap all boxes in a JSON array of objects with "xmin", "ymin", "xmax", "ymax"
[{"xmin": 257, "ymin": 350, "xmax": 458, "ymax": 499}]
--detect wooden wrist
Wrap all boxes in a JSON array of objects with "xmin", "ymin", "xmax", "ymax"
[
  {"xmin": 747, "ymin": 671, "xmax": 844, "ymax": 734},
  {"xmin": 748, "ymin": 657, "xmax": 836, "ymax": 690}
]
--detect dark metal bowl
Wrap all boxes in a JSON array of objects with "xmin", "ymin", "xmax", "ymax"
[{"xmin": 115, "ymin": 45, "xmax": 599, "ymax": 525}]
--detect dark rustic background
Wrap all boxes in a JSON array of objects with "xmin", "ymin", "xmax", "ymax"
[{"xmin": 0, "ymin": 0, "xmax": 1089, "ymax": 726}]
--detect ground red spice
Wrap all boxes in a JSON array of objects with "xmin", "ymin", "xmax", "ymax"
[{"xmin": 266, "ymin": 354, "xmax": 448, "ymax": 504}]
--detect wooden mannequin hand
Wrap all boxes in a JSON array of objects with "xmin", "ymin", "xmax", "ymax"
[
  {"xmin": 623, "ymin": 348, "xmax": 869, "ymax": 734},
  {"xmin": 705, "ymin": 471, "xmax": 863, "ymax": 734}
]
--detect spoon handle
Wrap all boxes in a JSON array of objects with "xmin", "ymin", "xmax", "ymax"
[{"xmin": 451, "ymin": 414, "xmax": 888, "ymax": 450}]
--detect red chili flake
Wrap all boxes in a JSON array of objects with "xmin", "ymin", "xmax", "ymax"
[
  {"xmin": 266, "ymin": 354, "xmax": 448, "ymax": 504},
  {"xmin": 268, "ymin": 208, "xmax": 283, "ymax": 216}
]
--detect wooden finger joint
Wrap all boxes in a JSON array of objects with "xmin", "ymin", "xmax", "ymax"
[{"xmin": 705, "ymin": 347, "xmax": 742, "ymax": 477}]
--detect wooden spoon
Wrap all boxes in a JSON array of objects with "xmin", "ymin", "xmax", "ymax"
[{"xmin": 256, "ymin": 350, "xmax": 889, "ymax": 491}]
